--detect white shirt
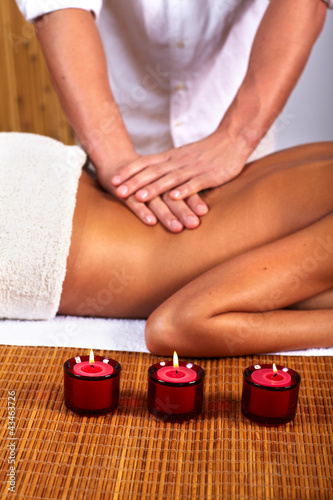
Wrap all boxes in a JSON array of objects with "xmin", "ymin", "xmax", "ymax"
[{"xmin": 16, "ymin": 0, "xmax": 333, "ymax": 159}]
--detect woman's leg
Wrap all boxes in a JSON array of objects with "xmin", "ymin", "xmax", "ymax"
[{"xmin": 145, "ymin": 212, "xmax": 333, "ymax": 357}]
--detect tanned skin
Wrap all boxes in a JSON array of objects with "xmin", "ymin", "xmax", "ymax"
[{"xmin": 59, "ymin": 143, "xmax": 333, "ymax": 357}]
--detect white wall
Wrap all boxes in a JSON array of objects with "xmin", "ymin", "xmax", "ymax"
[{"xmin": 274, "ymin": 10, "xmax": 333, "ymax": 152}]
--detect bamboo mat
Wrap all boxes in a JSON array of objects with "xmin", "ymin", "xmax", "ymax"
[
  {"xmin": 0, "ymin": 1, "xmax": 74, "ymax": 144},
  {"xmin": 0, "ymin": 346, "xmax": 332, "ymax": 500}
]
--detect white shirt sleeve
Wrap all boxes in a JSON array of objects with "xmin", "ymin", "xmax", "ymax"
[{"xmin": 15, "ymin": 1, "xmax": 103, "ymax": 22}]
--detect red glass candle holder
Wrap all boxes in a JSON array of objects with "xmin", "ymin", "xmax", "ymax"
[
  {"xmin": 148, "ymin": 361, "xmax": 205, "ymax": 423},
  {"xmin": 64, "ymin": 355, "xmax": 121, "ymax": 416},
  {"xmin": 241, "ymin": 364, "xmax": 301, "ymax": 426}
]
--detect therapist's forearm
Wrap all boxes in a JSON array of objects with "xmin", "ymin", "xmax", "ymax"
[
  {"xmin": 35, "ymin": 8, "xmax": 135, "ymax": 170},
  {"xmin": 217, "ymin": 0, "xmax": 327, "ymax": 155}
]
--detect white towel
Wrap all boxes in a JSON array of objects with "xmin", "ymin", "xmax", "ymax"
[
  {"xmin": 0, "ymin": 315, "xmax": 332, "ymax": 356},
  {"xmin": 0, "ymin": 132, "xmax": 86, "ymax": 320}
]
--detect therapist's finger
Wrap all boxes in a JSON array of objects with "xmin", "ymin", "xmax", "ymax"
[
  {"xmin": 169, "ymin": 165, "xmax": 242, "ymax": 200},
  {"xmin": 185, "ymin": 193, "xmax": 209, "ymax": 217},
  {"xmin": 134, "ymin": 164, "xmax": 195, "ymax": 202},
  {"xmin": 168, "ymin": 173, "xmax": 218, "ymax": 200},
  {"xmin": 124, "ymin": 195, "xmax": 158, "ymax": 226},
  {"xmin": 111, "ymin": 152, "xmax": 170, "ymax": 186},
  {"xmin": 147, "ymin": 197, "xmax": 184, "ymax": 233},
  {"xmin": 115, "ymin": 161, "xmax": 175, "ymax": 198},
  {"xmin": 161, "ymin": 193, "xmax": 201, "ymax": 230}
]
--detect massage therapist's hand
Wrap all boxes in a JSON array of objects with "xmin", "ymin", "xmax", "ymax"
[
  {"xmin": 34, "ymin": 9, "xmax": 205, "ymax": 234},
  {"xmin": 111, "ymin": 133, "xmax": 249, "ymax": 204},
  {"xmin": 96, "ymin": 154, "xmax": 208, "ymax": 233},
  {"xmin": 111, "ymin": 0, "xmax": 328, "ymax": 204}
]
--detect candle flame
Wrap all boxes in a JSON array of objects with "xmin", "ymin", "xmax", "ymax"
[
  {"xmin": 89, "ymin": 349, "xmax": 94, "ymax": 365},
  {"xmin": 173, "ymin": 351, "xmax": 179, "ymax": 368},
  {"xmin": 272, "ymin": 363, "xmax": 278, "ymax": 376}
]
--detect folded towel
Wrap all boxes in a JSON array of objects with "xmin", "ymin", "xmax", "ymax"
[{"xmin": 0, "ymin": 132, "xmax": 86, "ymax": 320}]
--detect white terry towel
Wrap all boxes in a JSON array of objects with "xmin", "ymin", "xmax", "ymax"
[{"xmin": 0, "ymin": 132, "xmax": 86, "ymax": 320}]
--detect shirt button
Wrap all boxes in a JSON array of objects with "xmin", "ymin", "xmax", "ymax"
[
  {"xmin": 175, "ymin": 121, "xmax": 182, "ymax": 127},
  {"xmin": 175, "ymin": 83, "xmax": 185, "ymax": 91},
  {"xmin": 176, "ymin": 40, "xmax": 184, "ymax": 48}
]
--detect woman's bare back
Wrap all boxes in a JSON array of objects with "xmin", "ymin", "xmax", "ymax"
[{"xmin": 59, "ymin": 143, "xmax": 333, "ymax": 318}]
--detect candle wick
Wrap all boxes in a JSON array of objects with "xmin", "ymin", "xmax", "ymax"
[
  {"xmin": 91, "ymin": 365, "xmax": 95, "ymax": 369},
  {"xmin": 273, "ymin": 372, "xmax": 277, "ymax": 377},
  {"xmin": 176, "ymin": 370, "xmax": 178, "ymax": 374}
]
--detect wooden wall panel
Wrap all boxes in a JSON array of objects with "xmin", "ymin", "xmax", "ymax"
[{"xmin": 0, "ymin": 1, "xmax": 74, "ymax": 144}]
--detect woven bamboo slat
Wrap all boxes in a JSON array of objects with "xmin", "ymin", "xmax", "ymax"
[
  {"xmin": 0, "ymin": 346, "xmax": 332, "ymax": 499},
  {"xmin": 0, "ymin": 1, "xmax": 74, "ymax": 144}
]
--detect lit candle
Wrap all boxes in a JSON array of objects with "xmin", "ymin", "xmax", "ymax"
[
  {"xmin": 251, "ymin": 363, "xmax": 292, "ymax": 388},
  {"xmin": 64, "ymin": 350, "xmax": 121, "ymax": 416},
  {"xmin": 147, "ymin": 351, "xmax": 205, "ymax": 423},
  {"xmin": 73, "ymin": 349, "xmax": 114, "ymax": 377},
  {"xmin": 241, "ymin": 363, "xmax": 301, "ymax": 426},
  {"xmin": 156, "ymin": 351, "xmax": 197, "ymax": 383}
]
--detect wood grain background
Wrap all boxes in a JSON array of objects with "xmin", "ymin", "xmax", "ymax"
[{"xmin": 0, "ymin": 1, "xmax": 74, "ymax": 144}]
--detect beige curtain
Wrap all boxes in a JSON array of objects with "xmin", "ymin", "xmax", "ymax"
[{"xmin": 0, "ymin": 0, "xmax": 74, "ymax": 144}]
